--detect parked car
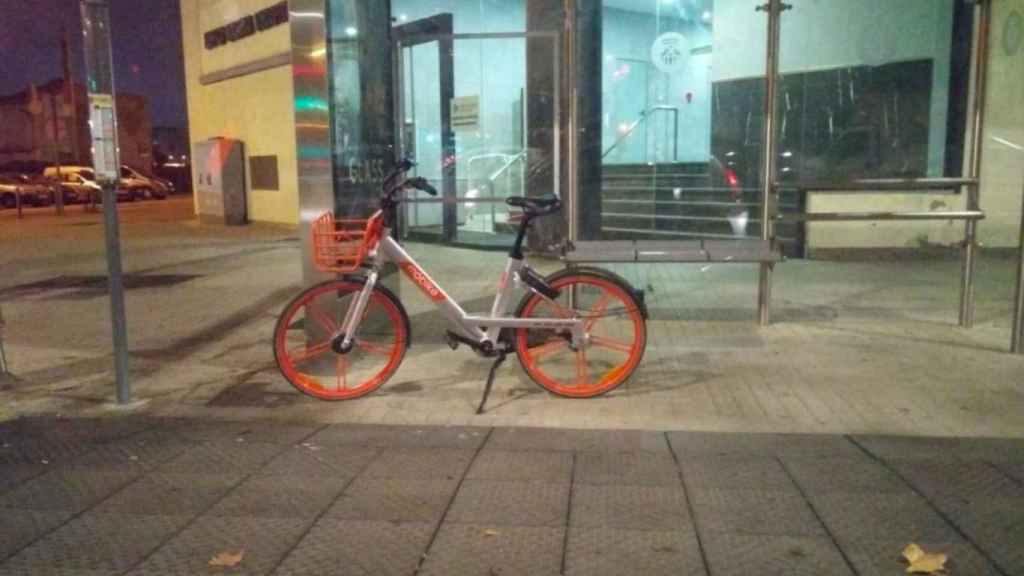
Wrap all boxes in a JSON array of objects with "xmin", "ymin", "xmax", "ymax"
[
  {"xmin": 120, "ymin": 165, "xmax": 170, "ymax": 199},
  {"xmin": 43, "ymin": 166, "xmax": 135, "ymax": 202},
  {"xmin": 0, "ymin": 174, "xmax": 54, "ymax": 208}
]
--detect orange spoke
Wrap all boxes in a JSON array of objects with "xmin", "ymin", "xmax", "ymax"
[
  {"xmin": 590, "ymin": 335, "xmax": 632, "ymax": 354},
  {"xmin": 308, "ymin": 305, "xmax": 340, "ymax": 334},
  {"xmin": 584, "ymin": 293, "xmax": 614, "ymax": 331},
  {"xmin": 358, "ymin": 340, "xmax": 395, "ymax": 357},
  {"xmin": 288, "ymin": 341, "xmax": 331, "ymax": 364},
  {"xmin": 539, "ymin": 299, "xmax": 574, "ymax": 319},
  {"xmin": 575, "ymin": 349, "xmax": 589, "ymax": 386},
  {"xmin": 337, "ymin": 357, "xmax": 348, "ymax": 389},
  {"xmin": 529, "ymin": 338, "xmax": 570, "ymax": 362}
]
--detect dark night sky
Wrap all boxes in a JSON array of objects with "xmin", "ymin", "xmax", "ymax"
[{"xmin": 0, "ymin": 0, "xmax": 187, "ymax": 127}]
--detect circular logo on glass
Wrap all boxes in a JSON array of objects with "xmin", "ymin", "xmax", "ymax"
[
  {"xmin": 651, "ymin": 32, "xmax": 689, "ymax": 74},
  {"xmin": 1005, "ymin": 10, "xmax": 1023, "ymax": 56}
]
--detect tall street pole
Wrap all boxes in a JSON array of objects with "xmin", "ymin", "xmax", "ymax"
[{"xmin": 80, "ymin": 0, "xmax": 131, "ymax": 404}]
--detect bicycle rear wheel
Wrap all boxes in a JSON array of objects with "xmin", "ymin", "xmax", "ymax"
[
  {"xmin": 513, "ymin": 269, "xmax": 647, "ymax": 398},
  {"xmin": 273, "ymin": 279, "xmax": 408, "ymax": 400}
]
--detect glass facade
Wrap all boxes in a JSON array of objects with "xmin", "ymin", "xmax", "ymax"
[{"xmin": 323, "ymin": 0, "xmax": 973, "ymax": 252}]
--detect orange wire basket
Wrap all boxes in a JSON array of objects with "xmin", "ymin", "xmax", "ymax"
[{"xmin": 311, "ymin": 212, "xmax": 374, "ymax": 273}]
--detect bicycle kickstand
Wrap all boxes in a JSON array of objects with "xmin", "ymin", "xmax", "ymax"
[{"xmin": 476, "ymin": 351, "xmax": 507, "ymax": 415}]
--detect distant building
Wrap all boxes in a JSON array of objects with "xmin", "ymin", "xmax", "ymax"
[
  {"xmin": 0, "ymin": 79, "xmax": 153, "ymax": 174},
  {"xmin": 153, "ymin": 125, "xmax": 191, "ymax": 164}
]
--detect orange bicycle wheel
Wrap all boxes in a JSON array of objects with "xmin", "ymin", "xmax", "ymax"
[
  {"xmin": 274, "ymin": 279, "xmax": 408, "ymax": 400},
  {"xmin": 514, "ymin": 270, "xmax": 646, "ymax": 398}
]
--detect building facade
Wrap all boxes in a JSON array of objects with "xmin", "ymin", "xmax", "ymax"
[
  {"xmin": 179, "ymin": 0, "xmax": 1023, "ymax": 256},
  {"xmin": 0, "ymin": 80, "xmax": 154, "ymax": 174}
]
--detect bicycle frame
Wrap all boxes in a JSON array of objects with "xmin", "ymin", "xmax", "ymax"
[{"xmin": 337, "ymin": 226, "xmax": 585, "ymax": 351}]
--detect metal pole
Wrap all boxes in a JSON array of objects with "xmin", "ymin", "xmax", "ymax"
[
  {"xmin": 757, "ymin": 0, "xmax": 786, "ymax": 327},
  {"xmin": 50, "ymin": 91, "xmax": 64, "ymax": 216},
  {"xmin": 960, "ymin": 0, "xmax": 991, "ymax": 328},
  {"xmin": 81, "ymin": 0, "xmax": 130, "ymax": 404},
  {"xmin": 1012, "ymin": 177, "xmax": 1024, "ymax": 354}
]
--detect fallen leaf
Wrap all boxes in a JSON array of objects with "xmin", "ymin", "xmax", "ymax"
[
  {"xmin": 902, "ymin": 543, "xmax": 947, "ymax": 574},
  {"xmin": 483, "ymin": 529, "xmax": 500, "ymax": 537},
  {"xmin": 209, "ymin": 550, "xmax": 244, "ymax": 567}
]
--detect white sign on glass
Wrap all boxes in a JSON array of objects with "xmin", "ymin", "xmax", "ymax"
[{"xmin": 651, "ymin": 32, "xmax": 689, "ymax": 74}]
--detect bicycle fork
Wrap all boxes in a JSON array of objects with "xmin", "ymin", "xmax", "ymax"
[{"xmin": 335, "ymin": 270, "xmax": 379, "ymax": 353}]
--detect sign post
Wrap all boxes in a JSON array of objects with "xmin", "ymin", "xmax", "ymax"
[{"xmin": 80, "ymin": 0, "xmax": 130, "ymax": 403}]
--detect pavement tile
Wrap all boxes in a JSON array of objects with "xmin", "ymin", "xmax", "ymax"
[
  {"xmin": 158, "ymin": 420, "xmax": 267, "ymax": 443},
  {"xmin": 808, "ymin": 491, "xmax": 961, "ymax": 543},
  {"xmin": 2, "ymin": 513, "xmax": 192, "ymax": 572},
  {"xmin": 571, "ymin": 484, "xmax": 691, "ymax": 530},
  {"xmin": 206, "ymin": 474, "xmax": 347, "ymax": 518},
  {"xmin": 446, "ymin": 479, "xmax": 569, "ymax": 527},
  {"xmin": 0, "ymin": 436, "xmax": 91, "ymax": 466},
  {"xmin": 305, "ymin": 424, "xmax": 489, "ymax": 450},
  {"xmin": 325, "ymin": 476, "xmax": 459, "ymax": 523},
  {"xmin": 466, "ymin": 450, "xmax": 573, "ymax": 483},
  {"xmin": 679, "ymin": 456, "xmax": 794, "ymax": 490},
  {"xmin": 126, "ymin": 515, "xmax": 312, "ymax": 576},
  {"xmin": 156, "ymin": 440, "xmax": 286, "ymax": 473},
  {"xmin": 229, "ymin": 424, "xmax": 323, "ymax": 445},
  {"xmin": 0, "ymin": 464, "xmax": 48, "ymax": 494},
  {"xmin": 702, "ymin": 534, "xmax": 855, "ymax": 576},
  {"xmin": 886, "ymin": 459, "xmax": 1024, "ymax": 505},
  {"xmin": 689, "ymin": 488, "xmax": 826, "ymax": 537},
  {"xmin": 489, "ymin": 427, "xmax": 668, "ymax": 453},
  {"xmin": 564, "ymin": 526, "xmax": 706, "ymax": 576},
  {"xmin": 418, "ymin": 524, "xmax": 564, "ymax": 576},
  {"xmin": 360, "ymin": 447, "xmax": 475, "ymax": 479},
  {"xmin": 574, "ymin": 452, "xmax": 679, "ymax": 486},
  {"xmin": 837, "ymin": 537, "xmax": 1002, "ymax": 576},
  {"xmin": 62, "ymin": 437, "xmax": 193, "ymax": 471},
  {"xmin": 273, "ymin": 519, "xmax": 433, "ymax": 576},
  {"xmin": 0, "ymin": 509, "xmax": 73, "ymax": 560},
  {"xmin": 93, "ymin": 472, "xmax": 245, "ymax": 515},
  {"xmin": 667, "ymin": 431, "xmax": 864, "ymax": 460},
  {"xmin": 781, "ymin": 457, "xmax": 912, "ymax": 494},
  {"xmin": 854, "ymin": 435, "xmax": 1024, "ymax": 462},
  {"xmin": 991, "ymin": 460, "xmax": 1024, "ymax": 484},
  {"xmin": 256, "ymin": 444, "xmax": 379, "ymax": 478},
  {"xmin": 0, "ymin": 468, "xmax": 140, "ymax": 513}
]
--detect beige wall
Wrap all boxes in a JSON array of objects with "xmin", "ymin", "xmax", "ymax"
[
  {"xmin": 807, "ymin": 0, "xmax": 1024, "ymax": 251},
  {"xmin": 180, "ymin": 0, "xmax": 299, "ymax": 225}
]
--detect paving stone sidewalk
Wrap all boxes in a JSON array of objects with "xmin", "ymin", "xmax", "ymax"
[{"xmin": 0, "ymin": 416, "xmax": 1021, "ymax": 576}]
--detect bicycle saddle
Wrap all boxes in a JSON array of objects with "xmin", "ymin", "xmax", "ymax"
[{"xmin": 506, "ymin": 195, "xmax": 561, "ymax": 215}]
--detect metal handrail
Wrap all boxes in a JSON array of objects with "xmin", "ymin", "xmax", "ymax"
[
  {"xmin": 488, "ymin": 149, "xmax": 528, "ymax": 183},
  {"xmin": 602, "ymin": 105, "xmax": 679, "ymax": 161}
]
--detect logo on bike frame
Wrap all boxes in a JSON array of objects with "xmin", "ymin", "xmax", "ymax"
[{"xmin": 400, "ymin": 262, "xmax": 446, "ymax": 302}]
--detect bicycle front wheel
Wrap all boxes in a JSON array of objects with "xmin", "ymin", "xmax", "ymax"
[
  {"xmin": 273, "ymin": 279, "xmax": 408, "ymax": 400},
  {"xmin": 514, "ymin": 269, "xmax": 647, "ymax": 398}
]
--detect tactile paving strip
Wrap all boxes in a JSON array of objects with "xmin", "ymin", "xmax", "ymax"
[
  {"xmin": 564, "ymin": 527, "xmax": 706, "ymax": 576},
  {"xmin": 305, "ymin": 424, "xmax": 489, "ymax": 450},
  {"xmin": 273, "ymin": 519, "xmax": 433, "ymax": 576},
  {"xmin": 679, "ymin": 456, "xmax": 794, "ymax": 491},
  {"xmin": 466, "ymin": 450, "xmax": 573, "ymax": 483},
  {"xmin": 574, "ymin": 452, "xmax": 680, "ymax": 486},
  {"xmin": 701, "ymin": 534, "xmax": 855, "ymax": 576},
  {"xmin": 206, "ymin": 475, "xmax": 346, "ymax": 518},
  {"xmin": 360, "ymin": 448, "xmax": 474, "ymax": 479},
  {"xmin": 418, "ymin": 524, "xmax": 564, "ymax": 576},
  {"xmin": 0, "ymin": 509, "xmax": 73, "ymax": 560},
  {"xmin": 257, "ymin": 444, "xmax": 379, "ymax": 478},
  {"xmin": 126, "ymin": 515, "xmax": 312, "ymax": 576},
  {"xmin": 325, "ymin": 476, "xmax": 459, "ymax": 524},
  {"xmin": 2, "ymin": 513, "xmax": 192, "ymax": 572},
  {"xmin": 0, "ymin": 469, "xmax": 140, "ymax": 513},
  {"xmin": 689, "ymin": 488, "xmax": 826, "ymax": 537},
  {"xmin": 571, "ymin": 484, "xmax": 691, "ymax": 530},
  {"xmin": 446, "ymin": 480, "xmax": 570, "ymax": 527},
  {"xmin": 93, "ymin": 472, "xmax": 245, "ymax": 515}
]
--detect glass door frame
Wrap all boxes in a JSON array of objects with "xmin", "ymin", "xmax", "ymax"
[{"xmin": 392, "ymin": 28, "xmax": 563, "ymax": 246}]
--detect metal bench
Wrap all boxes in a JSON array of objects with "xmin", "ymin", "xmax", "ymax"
[{"xmin": 564, "ymin": 239, "xmax": 782, "ymax": 264}]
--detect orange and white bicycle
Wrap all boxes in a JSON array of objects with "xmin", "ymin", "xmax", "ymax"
[{"xmin": 274, "ymin": 159, "xmax": 647, "ymax": 412}]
